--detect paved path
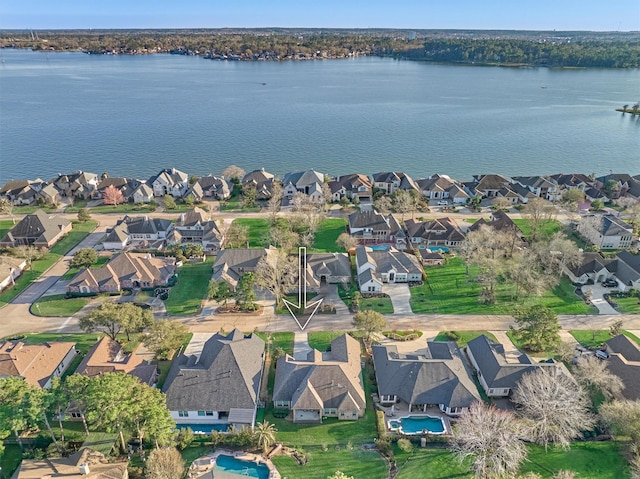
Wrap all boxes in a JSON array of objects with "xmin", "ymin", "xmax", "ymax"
[
  {"xmin": 559, "ymin": 329, "xmax": 580, "ymax": 347},
  {"xmin": 293, "ymin": 332, "xmax": 311, "ymax": 360},
  {"xmin": 384, "ymin": 283, "xmax": 412, "ymax": 315},
  {"xmin": 582, "ymin": 284, "xmax": 619, "ymax": 315}
]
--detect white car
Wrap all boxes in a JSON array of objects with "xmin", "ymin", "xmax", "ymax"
[{"xmin": 437, "ymin": 200, "xmax": 448, "ymax": 206}]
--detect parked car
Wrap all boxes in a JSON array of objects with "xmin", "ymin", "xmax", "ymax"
[
  {"xmin": 437, "ymin": 200, "xmax": 448, "ymax": 206},
  {"xmin": 602, "ymin": 279, "xmax": 618, "ymax": 287}
]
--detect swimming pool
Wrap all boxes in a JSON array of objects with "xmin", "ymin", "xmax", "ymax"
[
  {"xmin": 214, "ymin": 454, "xmax": 270, "ymax": 479},
  {"xmin": 369, "ymin": 244, "xmax": 390, "ymax": 251},
  {"xmin": 427, "ymin": 247, "xmax": 449, "ymax": 253},
  {"xmin": 388, "ymin": 415, "xmax": 446, "ymax": 435},
  {"xmin": 177, "ymin": 423, "xmax": 229, "ymax": 434}
]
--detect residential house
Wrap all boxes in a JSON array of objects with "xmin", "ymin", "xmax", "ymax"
[
  {"xmin": 610, "ymin": 250, "xmax": 640, "ymax": 292},
  {"xmin": 348, "ymin": 210, "xmax": 395, "ymax": 245},
  {"xmin": 0, "ymin": 340, "xmax": 76, "ymax": 389},
  {"xmin": 163, "ymin": 330, "xmax": 265, "ymax": 430},
  {"xmin": 507, "ymin": 183, "xmax": 538, "ymax": 204},
  {"xmin": 0, "ymin": 210, "xmax": 72, "ymax": 248},
  {"xmin": 131, "ymin": 183, "xmax": 154, "ymax": 204},
  {"xmin": 93, "ymin": 177, "xmax": 142, "ymax": 203},
  {"xmin": 372, "ymin": 341, "xmax": 481, "ymax": 416},
  {"xmin": 67, "ymin": 252, "xmax": 176, "ymax": 294},
  {"xmin": 75, "ymin": 336, "xmax": 158, "ymax": 386},
  {"xmin": 282, "ymin": 170, "xmax": 325, "ymax": 203},
  {"xmin": 466, "ymin": 174, "xmax": 512, "ymax": 198},
  {"xmin": 304, "ymin": 253, "xmax": 352, "ymax": 290},
  {"xmin": 0, "ymin": 256, "xmax": 27, "ymax": 292},
  {"xmin": 418, "ymin": 250, "xmax": 445, "ymax": 266},
  {"xmin": 405, "ymin": 217, "xmax": 465, "ymax": 249},
  {"xmin": 102, "ymin": 215, "xmax": 172, "ymax": 250},
  {"xmin": 242, "ymin": 169, "xmax": 276, "ymax": 200},
  {"xmin": 604, "ymin": 335, "xmax": 640, "ymax": 400},
  {"xmin": 12, "ymin": 448, "xmax": 128, "ymax": 479},
  {"xmin": 0, "ymin": 179, "xmax": 43, "ymax": 206},
  {"xmin": 372, "ymin": 171, "xmax": 420, "ymax": 195},
  {"xmin": 328, "ymin": 173, "xmax": 373, "ymax": 202},
  {"xmin": 467, "ymin": 210, "xmax": 526, "ymax": 242},
  {"xmin": 195, "ymin": 175, "xmax": 231, "ymax": 200},
  {"xmin": 148, "ymin": 167, "xmax": 189, "ymax": 198},
  {"xmin": 466, "ymin": 335, "xmax": 560, "ymax": 397},
  {"xmin": 564, "ymin": 252, "xmax": 614, "ymax": 285},
  {"xmin": 512, "ymin": 175, "xmax": 560, "ymax": 201},
  {"xmin": 211, "ymin": 248, "xmax": 276, "ymax": 291},
  {"xmin": 50, "ymin": 171, "xmax": 99, "ymax": 200},
  {"xmin": 550, "ymin": 173, "xmax": 594, "ymax": 192},
  {"xmin": 416, "ymin": 174, "xmax": 471, "ymax": 204},
  {"xmin": 273, "ymin": 334, "xmax": 365, "ymax": 423},
  {"xmin": 577, "ymin": 214, "xmax": 635, "ymax": 250},
  {"xmin": 102, "ymin": 223, "xmax": 130, "ymax": 250},
  {"xmin": 184, "ymin": 182, "xmax": 205, "ymax": 203},
  {"xmin": 172, "ymin": 207, "xmax": 224, "ymax": 252},
  {"xmin": 354, "ymin": 246, "xmax": 423, "ymax": 294},
  {"xmin": 35, "ymin": 183, "xmax": 61, "ymax": 206}
]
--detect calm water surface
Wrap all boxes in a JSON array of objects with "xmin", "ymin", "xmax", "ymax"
[{"xmin": 0, "ymin": 48, "xmax": 638, "ymax": 183}]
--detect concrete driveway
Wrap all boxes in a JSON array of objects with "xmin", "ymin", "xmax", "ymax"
[
  {"xmin": 581, "ymin": 284, "xmax": 619, "ymax": 315},
  {"xmin": 384, "ymin": 283, "xmax": 413, "ymax": 315}
]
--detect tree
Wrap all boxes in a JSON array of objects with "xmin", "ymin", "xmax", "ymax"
[
  {"xmin": 391, "ymin": 190, "xmax": 413, "ymax": 222},
  {"xmin": 492, "ymin": 197, "xmax": 512, "ymax": 211},
  {"xmin": 77, "ymin": 207, "xmax": 91, "ymax": 222},
  {"xmin": 235, "ymin": 272, "xmax": 258, "ymax": 311},
  {"xmin": 241, "ymin": 183, "xmax": 257, "ymax": 208},
  {"xmin": 69, "ymin": 247, "xmax": 98, "ymax": 269},
  {"xmin": 0, "ymin": 197, "xmax": 16, "ymax": 223},
  {"xmin": 222, "ymin": 164, "xmax": 245, "ymax": 182},
  {"xmin": 103, "ymin": 184, "xmax": 124, "ymax": 206},
  {"xmin": 142, "ymin": 319, "xmax": 189, "ymax": 360},
  {"xmin": 327, "ymin": 472, "xmax": 355, "ymax": 479},
  {"xmin": 512, "ymin": 368, "xmax": 594, "ymax": 450},
  {"xmin": 0, "ymin": 377, "xmax": 46, "ymax": 450},
  {"xmin": 336, "ymin": 232, "xmax": 357, "ymax": 252},
  {"xmin": 541, "ymin": 232, "xmax": 583, "ymax": 279},
  {"xmin": 253, "ymin": 250, "xmax": 296, "ymax": 306},
  {"xmin": 352, "ymin": 310, "xmax": 388, "ymax": 340},
  {"xmin": 145, "ymin": 447, "xmax": 185, "ymax": 479},
  {"xmin": 572, "ymin": 355, "xmax": 624, "ymax": 401},
  {"xmin": 591, "ymin": 198, "xmax": 604, "ymax": 210},
  {"xmin": 183, "ymin": 193, "xmax": 195, "ymax": 207},
  {"xmin": 13, "ymin": 245, "xmax": 44, "ymax": 270},
  {"xmin": 254, "ymin": 420, "xmax": 277, "ymax": 453},
  {"xmin": 610, "ymin": 319, "xmax": 624, "ymax": 337},
  {"xmin": 163, "ymin": 195, "xmax": 176, "ymax": 210},
  {"xmin": 450, "ymin": 402, "xmax": 527, "ymax": 479},
  {"xmin": 599, "ymin": 400, "xmax": 640, "ymax": 445},
  {"xmin": 175, "ymin": 427, "xmax": 194, "ymax": 450},
  {"xmin": 79, "ymin": 302, "xmax": 152, "ymax": 341},
  {"xmin": 373, "ymin": 196, "xmax": 392, "ymax": 215},
  {"xmin": 522, "ymin": 197, "xmax": 556, "ymax": 243},
  {"xmin": 510, "ymin": 305, "xmax": 560, "ymax": 352},
  {"xmin": 225, "ymin": 222, "xmax": 249, "ymax": 248},
  {"xmin": 207, "ymin": 279, "xmax": 219, "ymax": 300},
  {"xmin": 555, "ymin": 341, "xmax": 576, "ymax": 363},
  {"xmin": 561, "ymin": 189, "xmax": 585, "ymax": 209},
  {"xmin": 266, "ymin": 181, "xmax": 283, "ymax": 224},
  {"xmin": 216, "ymin": 282, "xmax": 233, "ymax": 306}
]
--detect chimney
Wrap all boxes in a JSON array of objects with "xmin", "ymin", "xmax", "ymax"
[{"xmin": 79, "ymin": 463, "xmax": 90, "ymax": 475}]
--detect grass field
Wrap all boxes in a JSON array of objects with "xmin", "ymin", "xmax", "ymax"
[
  {"xmin": 433, "ymin": 330, "xmax": 498, "ymax": 347},
  {"xmin": 394, "ymin": 446, "xmax": 472, "ymax": 479},
  {"xmin": 0, "ymin": 444, "xmax": 23, "ymax": 479},
  {"xmin": 612, "ymin": 295, "xmax": 640, "ymax": 313},
  {"xmin": 308, "ymin": 331, "xmax": 346, "ymax": 352},
  {"xmin": 231, "ymin": 218, "xmax": 271, "ymax": 247},
  {"xmin": 311, "ymin": 218, "xmax": 348, "ymax": 252},
  {"xmin": 512, "ymin": 218, "xmax": 562, "ymax": 241},
  {"xmin": 271, "ymin": 447, "xmax": 387, "ymax": 479},
  {"xmin": 410, "ymin": 257, "xmax": 595, "ymax": 315},
  {"xmin": 81, "ymin": 203, "xmax": 156, "ymax": 214},
  {"xmin": 164, "ymin": 258, "xmax": 213, "ymax": 315},
  {"xmin": 0, "ymin": 221, "xmax": 97, "ymax": 307},
  {"xmin": 7, "ymin": 332, "xmax": 102, "ymax": 353},
  {"xmin": 0, "ymin": 219, "xmax": 14, "ymax": 239},
  {"xmin": 360, "ymin": 296, "xmax": 394, "ymax": 314},
  {"xmin": 570, "ymin": 330, "xmax": 640, "ymax": 349},
  {"xmin": 31, "ymin": 294, "xmax": 91, "ymax": 317},
  {"xmin": 61, "ymin": 255, "xmax": 110, "ymax": 280}
]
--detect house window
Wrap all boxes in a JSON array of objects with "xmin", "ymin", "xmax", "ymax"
[
  {"xmin": 197, "ymin": 411, "xmax": 205, "ymax": 416},
  {"xmin": 274, "ymin": 401, "xmax": 289, "ymax": 408},
  {"xmin": 178, "ymin": 411, "xmax": 189, "ymax": 417},
  {"xmin": 324, "ymin": 408, "xmax": 337, "ymax": 415}
]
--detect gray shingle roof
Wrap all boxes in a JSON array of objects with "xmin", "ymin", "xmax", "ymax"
[
  {"xmin": 0, "ymin": 210, "xmax": 71, "ymax": 247},
  {"xmin": 163, "ymin": 330, "xmax": 265, "ymax": 412},
  {"xmin": 605, "ymin": 335, "xmax": 640, "ymax": 400}
]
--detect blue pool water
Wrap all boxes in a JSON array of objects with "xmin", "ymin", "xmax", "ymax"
[
  {"xmin": 214, "ymin": 454, "xmax": 270, "ymax": 479},
  {"xmin": 369, "ymin": 244, "xmax": 390, "ymax": 251},
  {"xmin": 177, "ymin": 423, "xmax": 229, "ymax": 434},
  {"xmin": 427, "ymin": 247, "xmax": 449, "ymax": 253},
  {"xmin": 388, "ymin": 415, "xmax": 446, "ymax": 435}
]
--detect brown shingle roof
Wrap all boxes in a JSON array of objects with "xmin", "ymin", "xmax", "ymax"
[{"xmin": 0, "ymin": 341, "xmax": 75, "ymax": 388}]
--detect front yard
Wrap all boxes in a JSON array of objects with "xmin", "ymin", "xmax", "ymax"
[
  {"xmin": 30, "ymin": 294, "xmax": 91, "ymax": 317},
  {"xmin": 164, "ymin": 257, "xmax": 213, "ymax": 315},
  {"xmin": 410, "ymin": 257, "xmax": 596, "ymax": 315}
]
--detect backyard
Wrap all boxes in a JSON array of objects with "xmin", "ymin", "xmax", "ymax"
[
  {"xmin": 311, "ymin": 218, "xmax": 348, "ymax": 252},
  {"xmin": 231, "ymin": 218, "xmax": 271, "ymax": 247},
  {"xmin": 164, "ymin": 257, "xmax": 213, "ymax": 315},
  {"xmin": 410, "ymin": 257, "xmax": 596, "ymax": 315}
]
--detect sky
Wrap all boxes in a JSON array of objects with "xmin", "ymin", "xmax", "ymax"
[{"xmin": 1, "ymin": 0, "xmax": 639, "ymax": 31}]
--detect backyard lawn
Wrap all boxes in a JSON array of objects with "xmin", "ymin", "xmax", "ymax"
[
  {"xmin": 271, "ymin": 447, "xmax": 387, "ymax": 479},
  {"xmin": 311, "ymin": 218, "xmax": 348, "ymax": 252},
  {"xmin": 410, "ymin": 257, "xmax": 595, "ymax": 315},
  {"xmin": 164, "ymin": 257, "xmax": 213, "ymax": 315},
  {"xmin": 31, "ymin": 294, "xmax": 91, "ymax": 317},
  {"xmin": 512, "ymin": 218, "xmax": 562, "ymax": 241},
  {"xmin": 393, "ymin": 446, "xmax": 472, "ymax": 479},
  {"xmin": 0, "ymin": 221, "xmax": 98, "ymax": 307},
  {"xmin": 231, "ymin": 218, "xmax": 271, "ymax": 247},
  {"xmin": 7, "ymin": 332, "xmax": 103, "ymax": 353}
]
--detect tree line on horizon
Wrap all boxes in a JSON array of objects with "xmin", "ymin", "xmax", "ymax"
[{"xmin": 1, "ymin": 31, "xmax": 638, "ymax": 68}]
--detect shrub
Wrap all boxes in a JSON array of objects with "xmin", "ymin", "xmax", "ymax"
[{"xmin": 376, "ymin": 410, "xmax": 387, "ymax": 439}]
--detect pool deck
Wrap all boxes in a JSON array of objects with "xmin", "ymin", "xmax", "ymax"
[
  {"xmin": 375, "ymin": 400, "xmax": 453, "ymax": 436},
  {"xmin": 188, "ymin": 449, "xmax": 281, "ymax": 479}
]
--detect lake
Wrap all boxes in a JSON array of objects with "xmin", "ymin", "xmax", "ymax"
[{"xmin": 0, "ymin": 48, "xmax": 638, "ymax": 183}]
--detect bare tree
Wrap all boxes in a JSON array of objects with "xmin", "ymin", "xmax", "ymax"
[
  {"xmin": 225, "ymin": 222, "xmax": 249, "ymax": 248},
  {"xmin": 253, "ymin": 250, "xmax": 296, "ymax": 306},
  {"xmin": 492, "ymin": 197, "xmax": 512, "ymax": 211},
  {"xmin": 391, "ymin": 189, "xmax": 413, "ymax": 222},
  {"xmin": 221, "ymin": 164, "xmax": 245, "ymax": 182},
  {"xmin": 102, "ymin": 184, "xmax": 124, "ymax": 206},
  {"xmin": 145, "ymin": 447, "xmax": 185, "ymax": 479},
  {"xmin": 373, "ymin": 196, "xmax": 392, "ymax": 215},
  {"xmin": 336, "ymin": 232, "xmax": 357, "ymax": 252},
  {"xmin": 555, "ymin": 341, "xmax": 576, "ymax": 363},
  {"xmin": 450, "ymin": 402, "xmax": 528, "ymax": 479},
  {"xmin": 610, "ymin": 319, "xmax": 624, "ymax": 337},
  {"xmin": 522, "ymin": 197, "xmax": 556, "ymax": 243},
  {"xmin": 512, "ymin": 368, "xmax": 594, "ymax": 450},
  {"xmin": 599, "ymin": 400, "xmax": 640, "ymax": 445},
  {"xmin": 572, "ymin": 355, "xmax": 625, "ymax": 400},
  {"xmin": 0, "ymin": 197, "xmax": 15, "ymax": 224},
  {"xmin": 266, "ymin": 181, "xmax": 283, "ymax": 224},
  {"xmin": 13, "ymin": 245, "xmax": 45, "ymax": 270},
  {"xmin": 541, "ymin": 232, "xmax": 583, "ymax": 279}
]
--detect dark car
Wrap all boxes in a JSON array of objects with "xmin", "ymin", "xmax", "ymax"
[{"xmin": 602, "ymin": 279, "xmax": 618, "ymax": 287}]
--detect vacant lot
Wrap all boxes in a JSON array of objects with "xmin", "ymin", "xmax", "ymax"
[
  {"xmin": 410, "ymin": 257, "xmax": 595, "ymax": 315},
  {"xmin": 164, "ymin": 258, "xmax": 213, "ymax": 315},
  {"xmin": 231, "ymin": 218, "xmax": 271, "ymax": 247},
  {"xmin": 311, "ymin": 218, "xmax": 348, "ymax": 252}
]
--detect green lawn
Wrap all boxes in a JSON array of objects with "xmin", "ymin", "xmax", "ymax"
[
  {"xmin": 410, "ymin": 257, "xmax": 594, "ymax": 315},
  {"xmin": 512, "ymin": 218, "xmax": 561, "ymax": 241},
  {"xmin": 31, "ymin": 294, "xmax": 91, "ymax": 317},
  {"xmin": 612, "ymin": 295, "xmax": 640, "ymax": 313},
  {"xmin": 0, "ymin": 219, "xmax": 14, "ymax": 239},
  {"xmin": 231, "ymin": 218, "xmax": 271, "ymax": 247},
  {"xmin": 83, "ymin": 203, "xmax": 156, "ymax": 214},
  {"xmin": 0, "ymin": 444, "xmax": 23, "ymax": 479},
  {"xmin": 311, "ymin": 218, "xmax": 348, "ymax": 252},
  {"xmin": 520, "ymin": 442, "xmax": 630, "ymax": 479},
  {"xmin": 220, "ymin": 185, "xmax": 262, "ymax": 212},
  {"xmin": 308, "ymin": 331, "xmax": 346, "ymax": 352},
  {"xmin": 13, "ymin": 205, "xmax": 57, "ymax": 214},
  {"xmin": 254, "ymin": 331, "xmax": 295, "ymax": 356},
  {"xmin": 271, "ymin": 447, "xmax": 387, "ymax": 479},
  {"xmin": 61, "ymin": 255, "xmax": 110, "ymax": 280},
  {"xmin": 570, "ymin": 330, "xmax": 640, "ymax": 349},
  {"xmin": 433, "ymin": 331, "xmax": 498, "ymax": 347},
  {"xmin": 164, "ymin": 258, "xmax": 213, "ymax": 315},
  {"xmin": 394, "ymin": 446, "xmax": 473, "ymax": 479},
  {"xmin": 0, "ymin": 221, "xmax": 98, "ymax": 307},
  {"xmin": 360, "ymin": 297, "xmax": 394, "ymax": 314}
]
